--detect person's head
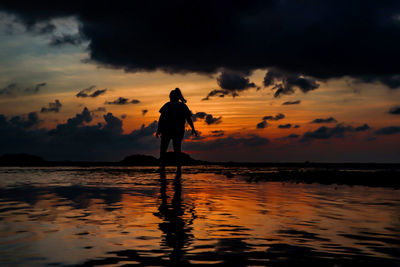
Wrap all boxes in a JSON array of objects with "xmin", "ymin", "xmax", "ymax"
[{"xmin": 169, "ymin": 88, "xmax": 187, "ymax": 103}]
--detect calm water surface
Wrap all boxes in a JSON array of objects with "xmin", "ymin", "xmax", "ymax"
[{"xmin": 0, "ymin": 166, "xmax": 399, "ymax": 266}]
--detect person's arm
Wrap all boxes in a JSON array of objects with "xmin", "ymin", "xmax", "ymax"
[
  {"xmin": 156, "ymin": 113, "xmax": 164, "ymax": 138},
  {"xmin": 186, "ymin": 116, "xmax": 198, "ymax": 136}
]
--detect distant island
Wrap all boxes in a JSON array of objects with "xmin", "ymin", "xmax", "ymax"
[
  {"xmin": 0, "ymin": 153, "xmax": 399, "ymax": 187},
  {"xmin": 0, "ymin": 153, "xmax": 399, "ymax": 169},
  {"xmin": 0, "ymin": 153, "xmax": 208, "ymax": 167}
]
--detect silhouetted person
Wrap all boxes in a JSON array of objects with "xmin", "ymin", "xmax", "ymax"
[{"xmin": 156, "ymin": 88, "xmax": 197, "ymax": 166}]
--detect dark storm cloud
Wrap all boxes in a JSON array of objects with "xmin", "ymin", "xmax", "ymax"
[
  {"xmin": 311, "ymin": 117, "xmax": 337, "ymax": 124},
  {"xmin": 105, "ymin": 97, "xmax": 140, "ymax": 105},
  {"xmin": 40, "ymin": 99, "xmax": 62, "ymax": 113},
  {"xmin": 192, "ymin": 112, "xmax": 222, "ymax": 125},
  {"xmin": 374, "ymin": 126, "xmax": 400, "ymax": 135},
  {"xmin": 50, "ymin": 33, "xmax": 84, "ymax": 46},
  {"xmin": 357, "ymin": 75, "xmax": 400, "ymax": 89},
  {"xmin": 217, "ymin": 72, "xmax": 257, "ymax": 91},
  {"xmin": 49, "ymin": 107, "xmax": 92, "ymax": 133},
  {"xmin": 2, "ymin": 112, "xmax": 41, "ymax": 129},
  {"xmin": 300, "ymin": 123, "xmax": 371, "ymax": 142},
  {"xmin": 0, "ymin": 107, "xmax": 159, "ymax": 161},
  {"xmin": 263, "ymin": 113, "xmax": 285, "ymax": 121},
  {"xmin": 31, "ymin": 22, "xmax": 56, "ymax": 34},
  {"xmin": 2, "ymin": 0, "xmax": 400, "ymax": 86},
  {"xmin": 76, "ymin": 86, "xmax": 107, "ymax": 98},
  {"xmin": 203, "ymin": 72, "xmax": 258, "ymax": 99},
  {"xmin": 278, "ymin": 124, "xmax": 292, "ymax": 129},
  {"xmin": 388, "ymin": 106, "xmax": 400, "ymax": 115},
  {"xmin": 264, "ymin": 70, "xmax": 320, "ymax": 98},
  {"xmin": 142, "ymin": 109, "xmax": 148, "ymax": 116},
  {"xmin": 282, "ymin": 100, "xmax": 301, "ymax": 105},
  {"xmin": 0, "ymin": 82, "xmax": 46, "ymax": 97}
]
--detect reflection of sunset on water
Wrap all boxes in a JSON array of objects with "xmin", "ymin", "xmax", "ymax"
[{"xmin": 0, "ymin": 167, "xmax": 398, "ymax": 265}]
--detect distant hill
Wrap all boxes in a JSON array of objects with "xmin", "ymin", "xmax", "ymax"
[
  {"xmin": 0, "ymin": 153, "xmax": 46, "ymax": 166},
  {"xmin": 120, "ymin": 154, "xmax": 159, "ymax": 166},
  {"xmin": 120, "ymin": 152, "xmax": 208, "ymax": 166},
  {"xmin": 0, "ymin": 152, "xmax": 207, "ymax": 166},
  {"xmin": 0, "ymin": 153, "xmax": 398, "ymax": 170}
]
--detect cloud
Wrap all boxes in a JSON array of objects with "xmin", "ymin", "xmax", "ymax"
[
  {"xmin": 300, "ymin": 123, "xmax": 371, "ymax": 142},
  {"xmin": 50, "ymin": 33, "xmax": 84, "ymax": 46},
  {"xmin": 49, "ymin": 108, "xmax": 92, "ymax": 134},
  {"xmin": 76, "ymin": 86, "xmax": 107, "ymax": 98},
  {"xmin": 185, "ymin": 134, "xmax": 270, "ymax": 151},
  {"xmin": 374, "ymin": 126, "xmax": 400, "ymax": 135},
  {"xmin": 0, "ymin": 82, "xmax": 46, "ymax": 97},
  {"xmin": 357, "ymin": 75, "xmax": 400, "ymax": 89},
  {"xmin": 25, "ymin": 82, "xmax": 46, "ymax": 93},
  {"xmin": 282, "ymin": 100, "xmax": 301, "ymax": 105},
  {"xmin": 0, "ymin": 107, "xmax": 160, "ymax": 161},
  {"xmin": 105, "ymin": 97, "xmax": 140, "ymax": 105},
  {"xmin": 311, "ymin": 117, "xmax": 337, "ymax": 124},
  {"xmin": 0, "ymin": 83, "xmax": 16, "ymax": 96},
  {"xmin": 257, "ymin": 113, "xmax": 285, "ymax": 129},
  {"xmin": 263, "ymin": 70, "xmax": 320, "ymax": 98},
  {"xmin": 202, "ymin": 89, "xmax": 229, "ymax": 101},
  {"xmin": 1, "ymin": 112, "xmax": 41, "ymax": 130},
  {"xmin": 294, "ymin": 125, "xmax": 300, "ymax": 128},
  {"xmin": 210, "ymin": 130, "xmax": 224, "ymax": 137},
  {"xmin": 103, "ymin": 112, "xmax": 123, "ymax": 135},
  {"xmin": 142, "ymin": 109, "xmax": 148, "ymax": 116},
  {"xmin": 91, "ymin": 107, "xmax": 106, "ymax": 112},
  {"xmin": 388, "ymin": 106, "xmax": 400, "ymax": 115},
  {"xmin": 2, "ymin": 1, "xmax": 400, "ymax": 87},
  {"xmin": 277, "ymin": 133, "xmax": 300, "ymax": 140},
  {"xmin": 40, "ymin": 99, "xmax": 62, "ymax": 113},
  {"xmin": 278, "ymin": 124, "xmax": 291, "ymax": 129},
  {"xmin": 217, "ymin": 71, "xmax": 257, "ymax": 92},
  {"xmin": 263, "ymin": 113, "xmax": 285, "ymax": 121},
  {"xmin": 183, "ymin": 129, "xmax": 204, "ymax": 141},
  {"xmin": 192, "ymin": 112, "xmax": 222, "ymax": 125},
  {"xmin": 355, "ymin": 124, "xmax": 371, "ymax": 132},
  {"xmin": 256, "ymin": 121, "xmax": 267, "ymax": 129},
  {"xmin": 203, "ymin": 71, "xmax": 258, "ymax": 100}
]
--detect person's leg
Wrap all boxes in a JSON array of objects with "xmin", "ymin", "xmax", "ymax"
[
  {"xmin": 160, "ymin": 136, "xmax": 171, "ymax": 166},
  {"xmin": 172, "ymin": 137, "xmax": 182, "ymax": 166},
  {"xmin": 172, "ymin": 137, "xmax": 182, "ymax": 154}
]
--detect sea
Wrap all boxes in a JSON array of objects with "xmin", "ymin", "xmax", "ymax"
[{"xmin": 0, "ymin": 166, "xmax": 399, "ymax": 266}]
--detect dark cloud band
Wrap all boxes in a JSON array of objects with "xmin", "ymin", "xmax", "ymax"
[{"xmin": 2, "ymin": 0, "xmax": 400, "ymax": 87}]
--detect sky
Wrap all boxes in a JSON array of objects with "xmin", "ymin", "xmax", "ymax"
[{"xmin": 0, "ymin": 1, "xmax": 399, "ymax": 162}]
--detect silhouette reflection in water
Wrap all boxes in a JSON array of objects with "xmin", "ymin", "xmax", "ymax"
[{"xmin": 154, "ymin": 166, "xmax": 195, "ymax": 265}]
